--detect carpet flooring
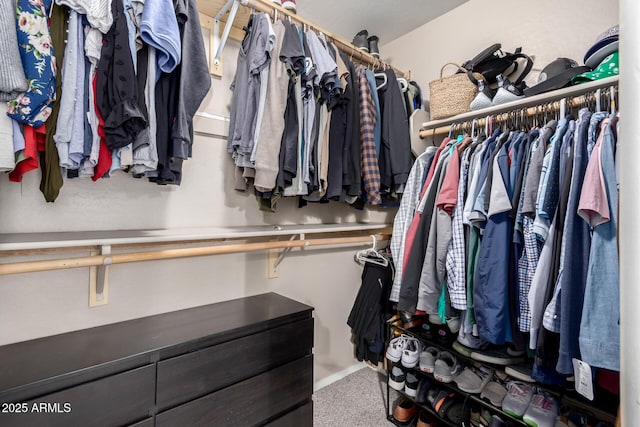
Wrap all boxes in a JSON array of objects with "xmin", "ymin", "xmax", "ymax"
[{"xmin": 314, "ymin": 366, "xmax": 399, "ymax": 427}]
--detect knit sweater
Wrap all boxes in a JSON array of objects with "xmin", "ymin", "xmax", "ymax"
[
  {"xmin": 0, "ymin": 0, "xmax": 28, "ymax": 101},
  {"xmin": 55, "ymin": 0, "xmax": 113, "ymax": 33}
]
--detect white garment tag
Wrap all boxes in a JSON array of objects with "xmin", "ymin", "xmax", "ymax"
[{"xmin": 572, "ymin": 358, "xmax": 594, "ymax": 401}]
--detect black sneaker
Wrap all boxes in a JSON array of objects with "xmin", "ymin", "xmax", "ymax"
[
  {"xmin": 415, "ymin": 377, "xmax": 433, "ymax": 405},
  {"xmin": 351, "ymin": 29, "xmax": 369, "ymax": 52},
  {"xmin": 405, "ymin": 371, "xmax": 420, "ymax": 397},
  {"xmin": 389, "ymin": 363, "xmax": 406, "ymax": 391},
  {"xmin": 488, "ymin": 415, "xmax": 507, "ymax": 427},
  {"xmin": 368, "ymin": 35, "xmax": 380, "ymax": 58}
]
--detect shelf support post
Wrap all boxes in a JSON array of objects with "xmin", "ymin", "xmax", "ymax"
[
  {"xmin": 89, "ymin": 245, "xmax": 111, "ymax": 307},
  {"xmin": 267, "ymin": 234, "xmax": 304, "ymax": 279},
  {"xmin": 212, "ymin": 0, "xmax": 248, "ymax": 76}
]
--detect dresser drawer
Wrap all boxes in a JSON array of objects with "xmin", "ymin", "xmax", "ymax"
[
  {"xmin": 156, "ymin": 355, "xmax": 313, "ymax": 427},
  {"xmin": 263, "ymin": 401, "xmax": 313, "ymax": 427},
  {"xmin": 0, "ymin": 365, "xmax": 155, "ymax": 427},
  {"xmin": 157, "ymin": 318, "xmax": 313, "ymax": 410}
]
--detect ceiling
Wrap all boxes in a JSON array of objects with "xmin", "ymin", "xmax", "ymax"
[
  {"xmin": 198, "ymin": 0, "xmax": 468, "ymax": 46},
  {"xmin": 296, "ymin": 0, "xmax": 468, "ymax": 46}
]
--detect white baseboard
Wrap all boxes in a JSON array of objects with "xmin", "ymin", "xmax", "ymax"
[{"xmin": 313, "ymin": 362, "xmax": 368, "ymax": 392}]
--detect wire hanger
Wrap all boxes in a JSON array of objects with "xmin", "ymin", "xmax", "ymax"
[{"xmin": 354, "ymin": 236, "xmax": 389, "ymax": 267}]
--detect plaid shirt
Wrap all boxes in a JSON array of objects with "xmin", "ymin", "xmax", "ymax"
[
  {"xmin": 355, "ymin": 65, "xmax": 381, "ymax": 205},
  {"xmin": 446, "ymin": 146, "xmax": 472, "ymax": 310},
  {"xmin": 517, "ymin": 215, "xmax": 542, "ymax": 332}
]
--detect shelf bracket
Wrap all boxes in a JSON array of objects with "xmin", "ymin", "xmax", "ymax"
[
  {"xmin": 89, "ymin": 245, "xmax": 111, "ymax": 307},
  {"xmin": 267, "ymin": 234, "xmax": 304, "ymax": 279},
  {"xmin": 212, "ymin": 0, "xmax": 247, "ymax": 77}
]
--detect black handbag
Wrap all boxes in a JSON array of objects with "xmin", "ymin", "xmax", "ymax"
[{"xmin": 461, "ymin": 43, "xmax": 533, "ymax": 87}]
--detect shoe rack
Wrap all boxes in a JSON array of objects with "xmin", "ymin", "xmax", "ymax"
[{"xmin": 384, "ymin": 323, "xmax": 618, "ymax": 427}]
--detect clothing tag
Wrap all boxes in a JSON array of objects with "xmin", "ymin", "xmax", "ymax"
[{"xmin": 572, "ymin": 358, "xmax": 594, "ymax": 401}]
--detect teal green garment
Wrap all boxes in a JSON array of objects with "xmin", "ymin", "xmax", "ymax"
[
  {"xmin": 438, "ymin": 285, "xmax": 447, "ymax": 323},
  {"xmin": 572, "ymin": 51, "xmax": 619, "ymax": 84}
]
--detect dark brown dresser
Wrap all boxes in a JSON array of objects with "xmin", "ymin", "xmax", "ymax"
[{"xmin": 0, "ymin": 293, "xmax": 314, "ymax": 427}]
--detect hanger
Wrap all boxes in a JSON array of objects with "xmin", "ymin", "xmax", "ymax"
[
  {"xmin": 375, "ymin": 71, "xmax": 387, "ymax": 90},
  {"xmin": 354, "ymin": 236, "xmax": 389, "ymax": 267},
  {"xmin": 609, "ymin": 85, "xmax": 617, "ymax": 114},
  {"xmin": 397, "ymin": 77, "xmax": 409, "ymax": 92}
]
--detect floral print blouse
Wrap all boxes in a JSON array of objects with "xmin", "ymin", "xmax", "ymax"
[{"xmin": 7, "ymin": 0, "xmax": 56, "ymax": 128}]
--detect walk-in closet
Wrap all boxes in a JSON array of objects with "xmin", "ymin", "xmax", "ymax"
[{"xmin": 0, "ymin": 0, "xmax": 633, "ymax": 426}]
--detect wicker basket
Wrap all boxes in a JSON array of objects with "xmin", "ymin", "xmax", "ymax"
[{"xmin": 429, "ymin": 63, "xmax": 481, "ymax": 120}]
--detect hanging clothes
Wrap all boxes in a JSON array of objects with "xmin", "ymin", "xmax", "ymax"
[
  {"xmin": 578, "ymin": 117, "xmax": 620, "ymax": 372},
  {"xmin": 391, "ymin": 98, "xmax": 621, "ymax": 383},
  {"xmin": 347, "ymin": 260, "xmax": 394, "ymax": 365},
  {"xmin": 378, "ymin": 69, "xmax": 412, "ymax": 195}
]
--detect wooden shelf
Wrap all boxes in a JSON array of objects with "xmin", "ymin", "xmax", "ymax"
[{"xmin": 0, "ymin": 223, "xmax": 391, "ymax": 252}]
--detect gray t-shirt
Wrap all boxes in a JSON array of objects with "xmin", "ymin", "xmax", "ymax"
[
  {"xmin": 521, "ymin": 120, "xmax": 557, "ymax": 216},
  {"xmin": 227, "ymin": 13, "xmax": 272, "ymax": 163}
]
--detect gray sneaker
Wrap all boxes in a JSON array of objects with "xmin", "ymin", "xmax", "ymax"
[
  {"xmin": 454, "ymin": 363, "xmax": 493, "ymax": 394},
  {"xmin": 419, "ymin": 346, "xmax": 440, "ymax": 373},
  {"xmin": 502, "ymin": 381, "xmax": 534, "ymax": 418},
  {"xmin": 433, "ymin": 351, "xmax": 463, "ymax": 383},
  {"xmin": 523, "ymin": 392, "xmax": 559, "ymax": 427}
]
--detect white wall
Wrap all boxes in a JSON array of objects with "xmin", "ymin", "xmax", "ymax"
[
  {"xmin": 382, "ymin": 0, "xmax": 619, "ymax": 103},
  {"xmin": 0, "ymin": 36, "xmax": 394, "ymax": 385}
]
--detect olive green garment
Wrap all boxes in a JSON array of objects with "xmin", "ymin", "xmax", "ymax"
[{"xmin": 40, "ymin": 4, "xmax": 68, "ymax": 203}]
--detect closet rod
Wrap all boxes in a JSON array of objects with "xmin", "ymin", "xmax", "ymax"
[
  {"xmin": 243, "ymin": 0, "xmax": 410, "ymax": 79},
  {"xmin": 419, "ymin": 76, "xmax": 618, "ymax": 138},
  {"xmin": 0, "ymin": 233, "xmax": 390, "ymax": 276}
]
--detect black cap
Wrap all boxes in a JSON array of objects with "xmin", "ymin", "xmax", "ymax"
[{"xmin": 523, "ymin": 58, "xmax": 591, "ymax": 97}]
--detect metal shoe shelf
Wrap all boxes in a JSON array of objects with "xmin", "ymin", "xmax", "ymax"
[
  {"xmin": 385, "ymin": 324, "xmax": 529, "ymax": 427},
  {"xmin": 385, "ymin": 324, "xmax": 618, "ymax": 426},
  {"xmin": 386, "ymin": 389, "xmax": 461, "ymax": 427}
]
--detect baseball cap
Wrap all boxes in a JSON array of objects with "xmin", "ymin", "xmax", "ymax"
[
  {"xmin": 584, "ymin": 25, "xmax": 619, "ymax": 69},
  {"xmin": 572, "ymin": 51, "xmax": 619, "ymax": 84},
  {"xmin": 523, "ymin": 58, "xmax": 590, "ymax": 97}
]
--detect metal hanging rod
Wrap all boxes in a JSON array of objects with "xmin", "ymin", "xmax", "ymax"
[
  {"xmin": 212, "ymin": 0, "xmax": 410, "ymax": 79},
  {"xmin": 419, "ymin": 75, "xmax": 619, "ymax": 138},
  {"xmin": 0, "ymin": 232, "xmax": 391, "ymax": 276}
]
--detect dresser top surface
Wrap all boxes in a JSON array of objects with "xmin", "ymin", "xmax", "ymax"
[{"xmin": 0, "ymin": 293, "xmax": 313, "ymax": 394}]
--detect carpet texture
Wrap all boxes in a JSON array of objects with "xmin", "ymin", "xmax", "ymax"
[{"xmin": 314, "ymin": 366, "xmax": 399, "ymax": 426}]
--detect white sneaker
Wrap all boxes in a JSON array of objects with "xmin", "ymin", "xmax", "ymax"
[
  {"xmin": 401, "ymin": 338, "xmax": 422, "ymax": 368},
  {"xmin": 386, "ymin": 335, "xmax": 409, "ymax": 363},
  {"xmin": 281, "ymin": 0, "xmax": 296, "ymax": 12}
]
